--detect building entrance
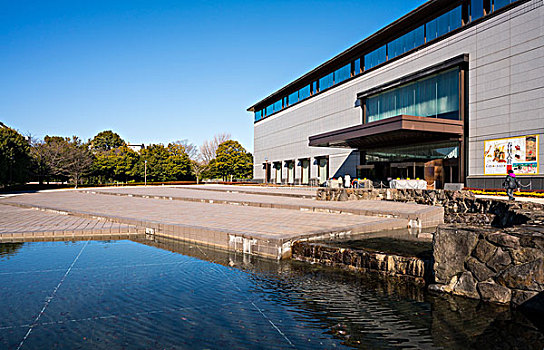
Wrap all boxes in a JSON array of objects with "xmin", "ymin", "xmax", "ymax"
[{"xmin": 358, "ymin": 142, "xmax": 460, "ymax": 189}]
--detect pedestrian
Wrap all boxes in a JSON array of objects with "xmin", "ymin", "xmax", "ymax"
[
  {"xmin": 344, "ymin": 174, "xmax": 351, "ymax": 188},
  {"xmin": 503, "ymin": 169, "xmax": 521, "ymax": 201}
]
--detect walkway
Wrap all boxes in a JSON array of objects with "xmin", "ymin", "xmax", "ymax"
[
  {"xmin": 86, "ymin": 185, "xmax": 443, "ymax": 227},
  {"xmin": 0, "ymin": 185, "xmax": 443, "ymax": 259},
  {"xmin": 0, "ymin": 203, "xmax": 138, "ymax": 242}
]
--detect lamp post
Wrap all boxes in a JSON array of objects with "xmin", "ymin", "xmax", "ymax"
[{"xmin": 144, "ymin": 160, "xmax": 147, "ymax": 186}]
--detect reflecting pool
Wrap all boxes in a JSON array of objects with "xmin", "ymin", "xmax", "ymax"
[{"xmin": 1, "ymin": 237, "xmax": 543, "ymax": 349}]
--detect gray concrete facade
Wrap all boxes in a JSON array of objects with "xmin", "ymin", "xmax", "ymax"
[{"xmin": 252, "ymin": 0, "xmax": 543, "ymax": 189}]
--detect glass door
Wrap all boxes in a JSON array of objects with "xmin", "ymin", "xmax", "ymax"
[
  {"xmin": 287, "ymin": 162, "xmax": 295, "ymax": 184},
  {"xmin": 301, "ymin": 159, "xmax": 309, "ymax": 185},
  {"xmin": 318, "ymin": 158, "xmax": 328, "ymax": 184},
  {"xmin": 274, "ymin": 163, "xmax": 282, "ymax": 184}
]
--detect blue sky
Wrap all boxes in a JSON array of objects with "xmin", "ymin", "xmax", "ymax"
[{"xmin": 1, "ymin": 0, "xmax": 426, "ymax": 152}]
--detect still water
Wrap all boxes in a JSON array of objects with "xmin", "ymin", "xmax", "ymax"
[{"xmin": 0, "ymin": 237, "xmax": 542, "ymax": 349}]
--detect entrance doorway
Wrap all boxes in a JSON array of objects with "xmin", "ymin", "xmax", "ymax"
[
  {"xmin": 300, "ymin": 159, "xmax": 310, "ymax": 185},
  {"xmin": 360, "ymin": 142, "xmax": 460, "ymax": 189},
  {"xmin": 317, "ymin": 158, "xmax": 329, "ymax": 185},
  {"xmin": 286, "ymin": 161, "xmax": 295, "ymax": 184},
  {"xmin": 264, "ymin": 163, "xmax": 271, "ymax": 183},
  {"xmin": 273, "ymin": 162, "xmax": 282, "ymax": 184}
]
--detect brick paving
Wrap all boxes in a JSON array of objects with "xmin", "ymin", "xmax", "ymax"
[
  {"xmin": 1, "ymin": 191, "xmax": 410, "ymax": 258},
  {"xmin": 0, "ymin": 203, "xmax": 138, "ymax": 242},
  {"xmin": 1, "ymin": 186, "xmax": 444, "ymax": 258},
  {"xmin": 2, "ymin": 191, "xmax": 405, "ymax": 239},
  {"xmin": 88, "ymin": 185, "xmax": 443, "ymax": 227},
  {"xmin": 176, "ymin": 184, "xmax": 317, "ymax": 198}
]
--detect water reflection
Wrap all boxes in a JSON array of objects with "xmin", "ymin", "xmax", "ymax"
[
  {"xmin": 0, "ymin": 237, "xmax": 542, "ymax": 349},
  {"xmin": 138, "ymin": 236, "xmax": 544, "ymax": 349},
  {"xmin": 0, "ymin": 243, "xmax": 24, "ymax": 259}
]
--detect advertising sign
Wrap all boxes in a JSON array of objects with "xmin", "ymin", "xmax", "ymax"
[{"xmin": 484, "ymin": 135, "xmax": 539, "ymax": 175}]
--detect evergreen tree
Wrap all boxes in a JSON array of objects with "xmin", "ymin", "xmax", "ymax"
[
  {"xmin": 212, "ymin": 140, "xmax": 253, "ymax": 180},
  {"xmin": 90, "ymin": 130, "xmax": 125, "ymax": 153},
  {"xmin": 0, "ymin": 126, "xmax": 31, "ymax": 186}
]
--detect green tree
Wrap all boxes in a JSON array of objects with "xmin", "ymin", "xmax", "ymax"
[
  {"xmin": 0, "ymin": 126, "xmax": 31, "ymax": 186},
  {"xmin": 90, "ymin": 130, "xmax": 125, "ymax": 153},
  {"xmin": 139, "ymin": 143, "xmax": 192, "ymax": 182},
  {"xmin": 113, "ymin": 146, "xmax": 140, "ymax": 182},
  {"xmin": 212, "ymin": 140, "xmax": 253, "ymax": 180}
]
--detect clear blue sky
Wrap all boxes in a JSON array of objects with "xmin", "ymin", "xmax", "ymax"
[{"xmin": 1, "ymin": 0, "xmax": 426, "ymax": 152}]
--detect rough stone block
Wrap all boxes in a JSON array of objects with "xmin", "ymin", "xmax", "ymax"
[
  {"xmin": 466, "ymin": 257, "xmax": 495, "ymax": 282},
  {"xmin": 473, "ymin": 239, "xmax": 497, "ymax": 263},
  {"xmin": 510, "ymin": 247, "xmax": 544, "ymax": 265},
  {"xmin": 487, "ymin": 247, "xmax": 512, "ymax": 272},
  {"xmin": 477, "ymin": 281, "xmax": 512, "ymax": 304},
  {"xmin": 453, "ymin": 272, "xmax": 479, "ymax": 299},
  {"xmin": 496, "ymin": 258, "xmax": 544, "ymax": 292},
  {"xmin": 511, "ymin": 290, "xmax": 539, "ymax": 306},
  {"xmin": 433, "ymin": 227, "xmax": 478, "ymax": 284},
  {"xmin": 487, "ymin": 233, "xmax": 520, "ymax": 249}
]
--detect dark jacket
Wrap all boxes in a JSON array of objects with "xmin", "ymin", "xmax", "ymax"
[{"xmin": 503, "ymin": 174, "xmax": 521, "ymax": 189}]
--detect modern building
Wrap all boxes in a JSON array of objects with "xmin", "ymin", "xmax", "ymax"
[
  {"xmin": 248, "ymin": 0, "xmax": 543, "ymax": 190},
  {"xmin": 127, "ymin": 143, "xmax": 145, "ymax": 152}
]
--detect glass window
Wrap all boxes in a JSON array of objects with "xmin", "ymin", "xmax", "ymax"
[
  {"xmin": 319, "ymin": 73, "xmax": 334, "ymax": 90},
  {"xmin": 494, "ymin": 0, "xmax": 512, "ymax": 10},
  {"xmin": 299, "ymin": 85, "xmax": 311, "ymax": 100},
  {"xmin": 312, "ymin": 81, "xmax": 317, "ymax": 94},
  {"xmin": 288, "ymin": 91, "xmax": 298, "ymax": 105},
  {"xmin": 366, "ymin": 68, "xmax": 460, "ymax": 123},
  {"xmin": 266, "ymin": 104, "xmax": 274, "ymax": 116},
  {"xmin": 364, "ymin": 45, "xmax": 386, "ymax": 70},
  {"xmin": 254, "ymin": 110, "xmax": 262, "ymax": 122},
  {"xmin": 471, "ymin": 0, "xmax": 484, "ymax": 20},
  {"xmin": 426, "ymin": 6, "xmax": 462, "ymax": 42},
  {"xmin": 334, "ymin": 63, "xmax": 351, "ymax": 84},
  {"xmin": 387, "ymin": 26, "xmax": 424, "ymax": 60},
  {"xmin": 354, "ymin": 58, "xmax": 361, "ymax": 75},
  {"xmin": 273, "ymin": 100, "xmax": 282, "ymax": 113}
]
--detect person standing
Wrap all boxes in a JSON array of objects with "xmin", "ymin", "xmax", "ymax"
[
  {"xmin": 503, "ymin": 169, "xmax": 521, "ymax": 201},
  {"xmin": 344, "ymin": 174, "xmax": 351, "ymax": 188}
]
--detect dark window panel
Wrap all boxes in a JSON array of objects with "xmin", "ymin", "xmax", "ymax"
[
  {"xmin": 387, "ymin": 26, "xmax": 424, "ymax": 60},
  {"xmin": 299, "ymin": 85, "xmax": 311, "ymax": 100},
  {"xmin": 334, "ymin": 64, "xmax": 351, "ymax": 84},
  {"xmin": 471, "ymin": 0, "xmax": 484, "ymax": 20},
  {"xmin": 364, "ymin": 45, "xmax": 386, "ymax": 70},
  {"xmin": 319, "ymin": 72, "xmax": 334, "ymax": 90}
]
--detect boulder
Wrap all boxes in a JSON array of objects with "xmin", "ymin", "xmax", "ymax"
[
  {"xmin": 452, "ymin": 272, "xmax": 479, "ymax": 299},
  {"xmin": 510, "ymin": 247, "xmax": 544, "ymax": 265},
  {"xmin": 466, "ymin": 257, "xmax": 495, "ymax": 282},
  {"xmin": 433, "ymin": 227, "xmax": 478, "ymax": 284},
  {"xmin": 338, "ymin": 189, "xmax": 349, "ymax": 201},
  {"xmin": 496, "ymin": 258, "xmax": 544, "ymax": 292},
  {"xmin": 473, "ymin": 239, "xmax": 497, "ymax": 263},
  {"xmin": 487, "ymin": 247, "xmax": 512, "ymax": 272},
  {"xmin": 511, "ymin": 290, "xmax": 539, "ymax": 306},
  {"xmin": 477, "ymin": 281, "xmax": 512, "ymax": 304},
  {"xmin": 486, "ymin": 232, "xmax": 520, "ymax": 249}
]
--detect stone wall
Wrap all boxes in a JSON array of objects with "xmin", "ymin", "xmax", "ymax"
[
  {"xmin": 316, "ymin": 188, "xmax": 544, "ymax": 307},
  {"xmin": 292, "ymin": 241, "xmax": 430, "ymax": 283},
  {"xmin": 430, "ymin": 225, "xmax": 544, "ymax": 306},
  {"xmin": 316, "ymin": 188, "xmax": 544, "ymax": 227}
]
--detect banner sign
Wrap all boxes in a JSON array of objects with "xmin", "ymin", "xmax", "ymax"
[{"xmin": 484, "ymin": 135, "xmax": 539, "ymax": 175}]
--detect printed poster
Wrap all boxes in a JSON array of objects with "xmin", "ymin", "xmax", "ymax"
[{"xmin": 484, "ymin": 135, "xmax": 539, "ymax": 175}]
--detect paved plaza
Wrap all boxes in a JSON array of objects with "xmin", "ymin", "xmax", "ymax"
[
  {"xmin": 0, "ymin": 185, "xmax": 443, "ymax": 258},
  {"xmin": 0, "ymin": 203, "xmax": 138, "ymax": 242},
  {"xmin": 86, "ymin": 185, "xmax": 443, "ymax": 227}
]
